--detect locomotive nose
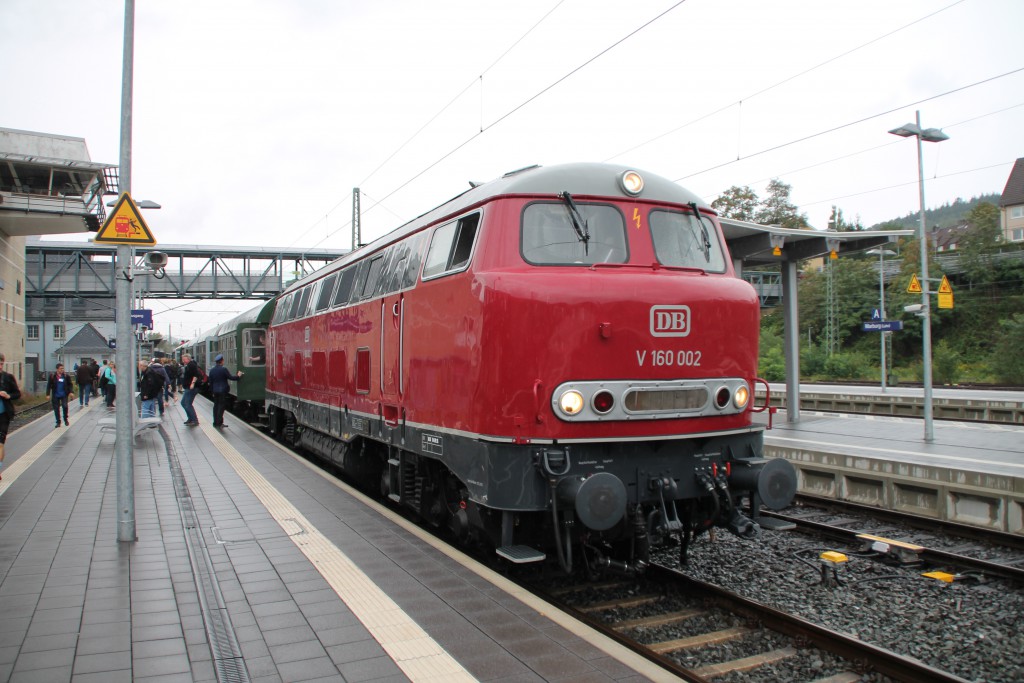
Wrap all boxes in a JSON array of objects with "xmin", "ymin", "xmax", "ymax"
[{"xmin": 558, "ymin": 472, "xmax": 628, "ymax": 531}]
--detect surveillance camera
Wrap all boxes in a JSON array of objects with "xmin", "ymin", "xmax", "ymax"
[
  {"xmin": 144, "ymin": 251, "xmax": 168, "ymax": 270},
  {"xmin": 903, "ymin": 304, "xmax": 923, "ymax": 314}
]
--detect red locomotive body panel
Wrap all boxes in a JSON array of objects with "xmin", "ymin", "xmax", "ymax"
[{"xmin": 264, "ymin": 163, "xmax": 793, "ymax": 570}]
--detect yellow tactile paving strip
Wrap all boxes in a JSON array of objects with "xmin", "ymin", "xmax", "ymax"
[
  {"xmin": 239, "ymin": 428, "xmax": 679, "ymax": 683},
  {"xmin": 202, "ymin": 424, "xmax": 477, "ymax": 683}
]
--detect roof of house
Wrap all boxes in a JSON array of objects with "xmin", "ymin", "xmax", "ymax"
[
  {"xmin": 53, "ymin": 323, "xmax": 111, "ymax": 355},
  {"xmin": 1000, "ymin": 158, "xmax": 1024, "ymax": 208}
]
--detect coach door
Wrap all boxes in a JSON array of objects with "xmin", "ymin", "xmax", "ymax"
[{"xmin": 381, "ymin": 292, "xmax": 405, "ymax": 420}]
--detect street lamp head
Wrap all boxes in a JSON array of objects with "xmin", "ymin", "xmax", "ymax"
[
  {"xmin": 919, "ymin": 128, "xmax": 949, "ymax": 143},
  {"xmin": 866, "ymin": 248, "xmax": 897, "ymax": 256},
  {"xmin": 888, "ymin": 123, "xmax": 920, "ymax": 138},
  {"xmin": 887, "ymin": 123, "xmax": 949, "ymax": 143}
]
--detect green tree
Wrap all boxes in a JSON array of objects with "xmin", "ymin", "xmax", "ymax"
[
  {"xmin": 756, "ymin": 179, "xmax": 808, "ymax": 229},
  {"xmin": 711, "ymin": 185, "xmax": 759, "ymax": 221},
  {"xmin": 959, "ymin": 202, "xmax": 1001, "ymax": 290},
  {"xmin": 991, "ymin": 313, "xmax": 1024, "ymax": 384}
]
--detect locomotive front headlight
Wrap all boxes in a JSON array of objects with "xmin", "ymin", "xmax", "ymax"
[
  {"xmin": 619, "ymin": 170, "xmax": 644, "ymax": 196},
  {"xmin": 559, "ymin": 390, "xmax": 585, "ymax": 416},
  {"xmin": 734, "ymin": 384, "xmax": 750, "ymax": 409}
]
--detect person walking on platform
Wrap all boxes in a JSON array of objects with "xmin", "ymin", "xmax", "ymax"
[
  {"xmin": 102, "ymin": 361, "xmax": 117, "ymax": 409},
  {"xmin": 0, "ymin": 352, "xmax": 22, "ymax": 481},
  {"xmin": 89, "ymin": 359, "xmax": 101, "ymax": 398},
  {"xmin": 149, "ymin": 358, "xmax": 170, "ymax": 416},
  {"xmin": 180, "ymin": 353, "xmax": 201, "ymax": 426},
  {"xmin": 76, "ymin": 361, "xmax": 95, "ymax": 407},
  {"xmin": 208, "ymin": 354, "xmax": 241, "ymax": 428},
  {"xmin": 139, "ymin": 360, "xmax": 165, "ymax": 419},
  {"xmin": 46, "ymin": 362, "xmax": 74, "ymax": 427}
]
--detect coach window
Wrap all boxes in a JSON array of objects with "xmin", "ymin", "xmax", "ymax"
[
  {"xmin": 315, "ymin": 273, "xmax": 338, "ymax": 312},
  {"xmin": 273, "ymin": 294, "xmax": 291, "ymax": 324},
  {"xmin": 422, "ymin": 213, "xmax": 480, "ymax": 280},
  {"xmin": 244, "ymin": 329, "xmax": 266, "ymax": 367},
  {"xmin": 649, "ymin": 209, "xmax": 727, "ymax": 273},
  {"xmin": 333, "ymin": 266, "xmax": 356, "ymax": 308},
  {"xmin": 521, "ymin": 202, "xmax": 627, "ymax": 265}
]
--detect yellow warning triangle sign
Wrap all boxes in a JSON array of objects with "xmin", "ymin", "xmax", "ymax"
[
  {"xmin": 95, "ymin": 193, "xmax": 157, "ymax": 246},
  {"xmin": 938, "ymin": 275, "xmax": 953, "ymax": 294},
  {"xmin": 907, "ymin": 274, "xmax": 922, "ymax": 294}
]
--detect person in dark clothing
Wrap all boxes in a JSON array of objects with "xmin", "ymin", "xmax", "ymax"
[
  {"xmin": 76, "ymin": 361, "xmax": 95, "ymax": 407},
  {"xmin": 89, "ymin": 360, "xmax": 101, "ymax": 397},
  {"xmin": 179, "ymin": 353, "xmax": 201, "ymax": 426},
  {"xmin": 149, "ymin": 359, "xmax": 170, "ymax": 416},
  {"xmin": 208, "ymin": 353, "xmax": 242, "ymax": 428},
  {"xmin": 0, "ymin": 352, "xmax": 22, "ymax": 481},
  {"xmin": 139, "ymin": 360, "xmax": 165, "ymax": 418},
  {"xmin": 46, "ymin": 362, "xmax": 74, "ymax": 427}
]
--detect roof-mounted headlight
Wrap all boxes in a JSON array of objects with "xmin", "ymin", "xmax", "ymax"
[{"xmin": 619, "ymin": 170, "xmax": 644, "ymax": 196}]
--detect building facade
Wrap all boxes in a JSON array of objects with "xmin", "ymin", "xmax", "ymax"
[
  {"xmin": 0, "ymin": 128, "xmax": 115, "ymax": 392},
  {"xmin": 1000, "ymin": 157, "xmax": 1024, "ymax": 243}
]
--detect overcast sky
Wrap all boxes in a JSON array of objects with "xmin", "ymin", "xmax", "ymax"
[{"xmin": 3, "ymin": 0, "xmax": 1022, "ymax": 338}]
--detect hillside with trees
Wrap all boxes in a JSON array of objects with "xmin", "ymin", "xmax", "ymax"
[{"xmin": 714, "ymin": 181, "xmax": 1024, "ymax": 386}]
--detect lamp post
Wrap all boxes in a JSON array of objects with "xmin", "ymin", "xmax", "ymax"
[
  {"xmin": 867, "ymin": 248, "xmax": 896, "ymax": 392},
  {"xmin": 888, "ymin": 111, "xmax": 949, "ymax": 442}
]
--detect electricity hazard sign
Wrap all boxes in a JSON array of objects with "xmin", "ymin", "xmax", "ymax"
[
  {"xmin": 907, "ymin": 274, "xmax": 922, "ymax": 294},
  {"xmin": 95, "ymin": 193, "xmax": 157, "ymax": 246},
  {"xmin": 938, "ymin": 275, "xmax": 954, "ymax": 309}
]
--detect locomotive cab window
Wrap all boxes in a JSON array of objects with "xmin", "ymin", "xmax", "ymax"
[
  {"xmin": 521, "ymin": 202, "xmax": 627, "ymax": 265},
  {"xmin": 649, "ymin": 209, "xmax": 727, "ymax": 273},
  {"xmin": 422, "ymin": 213, "xmax": 480, "ymax": 280}
]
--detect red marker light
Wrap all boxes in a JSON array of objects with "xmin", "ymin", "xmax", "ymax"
[{"xmin": 592, "ymin": 390, "xmax": 615, "ymax": 414}]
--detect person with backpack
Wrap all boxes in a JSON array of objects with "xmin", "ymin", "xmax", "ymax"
[{"xmin": 179, "ymin": 353, "xmax": 203, "ymax": 426}]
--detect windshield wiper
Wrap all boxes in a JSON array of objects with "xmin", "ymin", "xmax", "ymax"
[
  {"xmin": 559, "ymin": 191, "xmax": 590, "ymax": 255},
  {"xmin": 688, "ymin": 202, "xmax": 712, "ymax": 263}
]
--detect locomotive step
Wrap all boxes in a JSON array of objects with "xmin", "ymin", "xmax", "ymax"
[{"xmin": 496, "ymin": 545, "xmax": 546, "ymax": 563}]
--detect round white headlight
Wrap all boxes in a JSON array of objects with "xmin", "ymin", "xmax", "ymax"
[
  {"xmin": 734, "ymin": 384, "xmax": 750, "ymax": 409},
  {"xmin": 559, "ymin": 390, "xmax": 585, "ymax": 416},
  {"xmin": 620, "ymin": 170, "xmax": 644, "ymax": 196}
]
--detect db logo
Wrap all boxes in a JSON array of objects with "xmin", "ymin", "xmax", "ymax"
[{"xmin": 650, "ymin": 305, "xmax": 690, "ymax": 337}]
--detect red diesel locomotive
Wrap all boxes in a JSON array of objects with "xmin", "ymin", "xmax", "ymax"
[{"xmin": 266, "ymin": 162, "xmax": 796, "ymax": 573}]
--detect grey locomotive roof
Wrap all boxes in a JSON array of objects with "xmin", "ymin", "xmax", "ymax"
[{"xmin": 285, "ymin": 163, "xmax": 708, "ymax": 293}]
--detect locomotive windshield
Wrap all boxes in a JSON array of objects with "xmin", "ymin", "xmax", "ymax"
[
  {"xmin": 522, "ymin": 202, "xmax": 627, "ymax": 265},
  {"xmin": 649, "ymin": 209, "xmax": 727, "ymax": 273}
]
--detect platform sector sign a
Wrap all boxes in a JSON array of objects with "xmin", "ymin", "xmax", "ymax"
[{"xmin": 95, "ymin": 193, "xmax": 157, "ymax": 246}]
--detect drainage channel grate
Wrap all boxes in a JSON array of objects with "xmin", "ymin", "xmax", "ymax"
[{"xmin": 162, "ymin": 428, "xmax": 251, "ymax": 683}]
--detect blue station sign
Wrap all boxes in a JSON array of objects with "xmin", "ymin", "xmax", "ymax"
[
  {"xmin": 863, "ymin": 320, "xmax": 903, "ymax": 332},
  {"xmin": 131, "ymin": 309, "xmax": 153, "ymax": 328}
]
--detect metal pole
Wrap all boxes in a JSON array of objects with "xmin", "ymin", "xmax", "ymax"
[
  {"xmin": 914, "ymin": 110, "xmax": 935, "ymax": 442},
  {"xmin": 879, "ymin": 249, "xmax": 887, "ymax": 392},
  {"xmin": 116, "ymin": 0, "xmax": 137, "ymax": 542}
]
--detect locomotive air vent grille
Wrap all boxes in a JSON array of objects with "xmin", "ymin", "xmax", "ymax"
[{"xmin": 624, "ymin": 387, "xmax": 707, "ymax": 413}]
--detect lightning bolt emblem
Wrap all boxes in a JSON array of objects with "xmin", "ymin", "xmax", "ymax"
[{"xmin": 632, "ymin": 207, "xmax": 641, "ymax": 229}]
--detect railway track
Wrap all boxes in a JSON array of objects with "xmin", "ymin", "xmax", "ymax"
[
  {"xmin": 541, "ymin": 564, "xmax": 971, "ymax": 682},
  {"xmin": 771, "ymin": 496, "xmax": 1024, "ymax": 585}
]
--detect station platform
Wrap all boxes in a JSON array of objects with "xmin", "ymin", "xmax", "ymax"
[
  {"xmin": 758, "ymin": 407, "xmax": 1024, "ymax": 534},
  {"xmin": 0, "ymin": 401, "xmax": 670, "ymax": 683}
]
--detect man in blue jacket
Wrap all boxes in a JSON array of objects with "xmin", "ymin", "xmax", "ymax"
[{"xmin": 208, "ymin": 354, "xmax": 242, "ymax": 428}]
